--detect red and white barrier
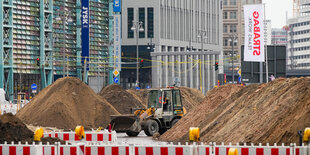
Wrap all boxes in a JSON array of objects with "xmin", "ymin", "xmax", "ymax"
[
  {"xmin": 134, "ymin": 145, "xmax": 194, "ymax": 155},
  {"xmin": 295, "ymin": 146, "xmax": 308, "ymax": 155},
  {"xmin": 0, "ymin": 142, "xmax": 55, "ymax": 155},
  {"xmin": 84, "ymin": 145, "xmax": 130, "ymax": 155},
  {"xmin": 43, "ymin": 130, "xmax": 117, "ymax": 142}
]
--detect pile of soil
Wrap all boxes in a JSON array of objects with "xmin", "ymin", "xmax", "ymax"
[
  {"xmin": 99, "ymin": 84, "xmax": 145, "ymax": 114},
  {"xmin": 127, "ymin": 89, "xmax": 148, "ymax": 106},
  {"xmin": 17, "ymin": 77, "xmax": 119, "ymax": 130},
  {"xmin": 0, "ymin": 113, "xmax": 33, "ymax": 143},
  {"xmin": 178, "ymin": 87, "xmax": 205, "ymax": 111},
  {"xmin": 160, "ymin": 77, "xmax": 310, "ymax": 145}
]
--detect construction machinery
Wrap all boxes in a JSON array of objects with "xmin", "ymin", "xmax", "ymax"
[{"xmin": 110, "ymin": 87, "xmax": 185, "ymax": 137}]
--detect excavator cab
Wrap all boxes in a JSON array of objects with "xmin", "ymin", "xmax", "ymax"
[{"xmin": 110, "ymin": 87, "xmax": 184, "ymax": 137}]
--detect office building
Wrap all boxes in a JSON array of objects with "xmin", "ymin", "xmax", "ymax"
[
  {"xmin": 0, "ymin": 0, "xmax": 110, "ymax": 100},
  {"xmin": 271, "ymin": 28, "xmax": 288, "ymax": 45},
  {"xmin": 121, "ymin": 0, "xmax": 223, "ymax": 94}
]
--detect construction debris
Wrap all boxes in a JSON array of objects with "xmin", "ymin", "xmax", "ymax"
[
  {"xmin": 160, "ymin": 78, "xmax": 310, "ymax": 145},
  {"xmin": 17, "ymin": 77, "xmax": 119, "ymax": 130}
]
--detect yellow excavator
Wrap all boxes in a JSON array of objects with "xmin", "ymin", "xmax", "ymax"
[{"xmin": 110, "ymin": 87, "xmax": 186, "ymax": 136}]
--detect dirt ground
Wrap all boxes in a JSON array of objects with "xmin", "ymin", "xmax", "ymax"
[
  {"xmin": 17, "ymin": 77, "xmax": 119, "ymax": 130},
  {"xmin": 99, "ymin": 84, "xmax": 145, "ymax": 114},
  {"xmin": 160, "ymin": 78, "xmax": 310, "ymax": 145}
]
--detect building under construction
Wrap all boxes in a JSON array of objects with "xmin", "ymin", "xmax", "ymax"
[{"xmin": 0, "ymin": 0, "xmax": 112, "ymax": 100}]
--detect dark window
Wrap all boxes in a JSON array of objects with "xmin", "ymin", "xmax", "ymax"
[
  {"xmin": 128, "ymin": 8, "xmax": 134, "ymax": 38},
  {"xmin": 139, "ymin": 8, "xmax": 145, "ymax": 38},
  {"xmin": 147, "ymin": 8, "xmax": 154, "ymax": 38}
]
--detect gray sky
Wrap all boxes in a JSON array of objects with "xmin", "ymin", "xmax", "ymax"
[{"xmin": 262, "ymin": 0, "xmax": 293, "ymax": 28}]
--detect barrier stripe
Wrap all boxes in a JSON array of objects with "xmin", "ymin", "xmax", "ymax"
[
  {"xmin": 135, "ymin": 147, "xmax": 139, "ymax": 155},
  {"xmin": 74, "ymin": 134, "xmax": 79, "ymax": 141},
  {"xmin": 70, "ymin": 147, "xmax": 76, "ymax": 155},
  {"xmin": 145, "ymin": 147, "xmax": 153, "ymax": 155},
  {"xmin": 109, "ymin": 134, "xmax": 112, "ymax": 141},
  {"xmin": 9, "ymin": 146, "xmax": 16, "ymax": 155},
  {"xmin": 86, "ymin": 134, "xmax": 92, "ymax": 141},
  {"xmin": 161, "ymin": 147, "xmax": 168, "ymax": 155},
  {"xmin": 23, "ymin": 146, "xmax": 30, "ymax": 155},
  {"xmin": 60, "ymin": 147, "xmax": 63, "ymax": 155},
  {"xmin": 112, "ymin": 147, "xmax": 119, "ymax": 155},
  {"xmin": 286, "ymin": 148, "xmax": 290, "ymax": 155},
  {"xmin": 63, "ymin": 134, "xmax": 69, "ymax": 141},
  {"xmin": 176, "ymin": 147, "xmax": 183, "ymax": 155},
  {"xmin": 206, "ymin": 147, "xmax": 210, "ymax": 155},
  {"xmin": 98, "ymin": 134, "xmax": 103, "ymax": 141},
  {"xmin": 215, "ymin": 147, "xmax": 219, "ymax": 155},
  {"xmin": 256, "ymin": 148, "xmax": 264, "ymax": 155},
  {"xmin": 296, "ymin": 148, "xmax": 299, "ymax": 155},
  {"xmin": 0, "ymin": 146, "xmax": 2, "ymax": 155},
  {"xmin": 242, "ymin": 148, "xmax": 249, "ymax": 155},
  {"xmin": 226, "ymin": 147, "xmax": 230, "ymax": 155},
  {"xmin": 98, "ymin": 147, "xmax": 104, "ymax": 155},
  {"xmin": 85, "ymin": 147, "xmax": 90, "ymax": 155},
  {"xmin": 126, "ymin": 147, "xmax": 129, "ymax": 155}
]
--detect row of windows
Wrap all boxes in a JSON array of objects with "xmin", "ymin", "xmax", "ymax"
[
  {"xmin": 291, "ymin": 54, "xmax": 310, "ymax": 60},
  {"xmin": 223, "ymin": 0, "xmax": 237, "ymax": 5},
  {"xmin": 296, "ymin": 62, "xmax": 310, "ymax": 67},
  {"xmin": 223, "ymin": 38, "xmax": 237, "ymax": 46},
  {"xmin": 291, "ymin": 46, "xmax": 310, "ymax": 51},
  {"xmin": 290, "ymin": 21, "xmax": 310, "ymax": 28},
  {"xmin": 290, "ymin": 29, "xmax": 310, "ymax": 35},
  {"xmin": 223, "ymin": 24, "xmax": 237, "ymax": 33},
  {"xmin": 127, "ymin": 7, "xmax": 154, "ymax": 39},
  {"xmin": 223, "ymin": 11, "xmax": 237, "ymax": 20},
  {"xmin": 291, "ymin": 37, "xmax": 310, "ymax": 44}
]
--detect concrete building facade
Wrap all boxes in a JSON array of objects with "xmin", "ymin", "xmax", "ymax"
[
  {"xmin": 222, "ymin": 0, "xmax": 262, "ymax": 83},
  {"xmin": 287, "ymin": 0, "xmax": 310, "ymax": 70},
  {"xmin": 121, "ymin": 0, "xmax": 223, "ymax": 94},
  {"xmin": 264, "ymin": 20, "xmax": 272, "ymax": 45},
  {"xmin": 271, "ymin": 28, "xmax": 288, "ymax": 45}
]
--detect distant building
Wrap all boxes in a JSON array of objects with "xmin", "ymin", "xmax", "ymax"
[
  {"xmin": 121, "ymin": 0, "xmax": 223, "ymax": 94},
  {"xmin": 287, "ymin": 0, "xmax": 310, "ymax": 70},
  {"xmin": 264, "ymin": 20, "xmax": 272, "ymax": 45},
  {"xmin": 222, "ymin": 0, "xmax": 262, "ymax": 83},
  {"xmin": 271, "ymin": 28, "xmax": 288, "ymax": 45}
]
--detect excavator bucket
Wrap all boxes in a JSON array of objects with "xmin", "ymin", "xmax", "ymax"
[{"xmin": 110, "ymin": 115, "xmax": 142, "ymax": 133}]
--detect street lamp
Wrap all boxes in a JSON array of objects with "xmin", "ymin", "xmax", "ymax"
[
  {"xmin": 228, "ymin": 34, "xmax": 237, "ymax": 84},
  {"xmin": 131, "ymin": 21, "xmax": 144, "ymax": 87},
  {"xmin": 197, "ymin": 30, "xmax": 207, "ymax": 52},
  {"xmin": 56, "ymin": 4, "xmax": 73, "ymax": 78}
]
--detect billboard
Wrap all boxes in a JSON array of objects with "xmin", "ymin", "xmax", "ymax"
[
  {"xmin": 113, "ymin": 0, "xmax": 121, "ymax": 12},
  {"xmin": 81, "ymin": 0, "xmax": 89, "ymax": 64},
  {"xmin": 243, "ymin": 4, "xmax": 265, "ymax": 62},
  {"xmin": 114, "ymin": 14, "xmax": 121, "ymax": 71}
]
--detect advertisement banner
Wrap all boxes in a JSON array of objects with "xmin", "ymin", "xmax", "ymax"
[
  {"xmin": 114, "ymin": 14, "xmax": 121, "ymax": 71},
  {"xmin": 81, "ymin": 0, "xmax": 90, "ymax": 64},
  {"xmin": 243, "ymin": 4, "xmax": 265, "ymax": 62},
  {"xmin": 113, "ymin": 0, "xmax": 121, "ymax": 12}
]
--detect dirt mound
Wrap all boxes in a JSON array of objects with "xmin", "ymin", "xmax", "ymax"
[
  {"xmin": 177, "ymin": 87, "xmax": 205, "ymax": 111},
  {"xmin": 17, "ymin": 77, "xmax": 119, "ymax": 130},
  {"xmin": 99, "ymin": 84, "xmax": 144, "ymax": 114},
  {"xmin": 160, "ymin": 84, "xmax": 243, "ymax": 142},
  {"xmin": 127, "ymin": 89, "xmax": 148, "ymax": 106},
  {"xmin": 0, "ymin": 113, "xmax": 33, "ymax": 143},
  {"xmin": 160, "ymin": 78, "xmax": 310, "ymax": 145}
]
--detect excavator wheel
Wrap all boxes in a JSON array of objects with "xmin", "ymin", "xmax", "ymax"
[
  {"xmin": 126, "ymin": 131, "xmax": 140, "ymax": 137},
  {"xmin": 144, "ymin": 120, "xmax": 159, "ymax": 136}
]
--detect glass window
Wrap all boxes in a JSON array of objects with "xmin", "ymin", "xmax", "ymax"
[
  {"xmin": 139, "ymin": 8, "xmax": 145, "ymax": 38},
  {"xmin": 127, "ymin": 8, "xmax": 134, "ymax": 38},
  {"xmin": 173, "ymin": 90, "xmax": 182, "ymax": 109},
  {"xmin": 147, "ymin": 90, "xmax": 161, "ymax": 108},
  {"xmin": 223, "ymin": 0, "xmax": 228, "ymax": 5},
  {"xmin": 230, "ymin": 11, "xmax": 237, "ymax": 19},
  {"xmin": 224, "ymin": 25, "xmax": 228, "ymax": 33},
  {"xmin": 223, "ymin": 12, "xmax": 228, "ymax": 19},
  {"xmin": 230, "ymin": 24, "xmax": 237, "ymax": 33},
  {"xmin": 230, "ymin": 0, "xmax": 237, "ymax": 5},
  {"xmin": 147, "ymin": 8, "xmax": 154, "ymax": 38}
]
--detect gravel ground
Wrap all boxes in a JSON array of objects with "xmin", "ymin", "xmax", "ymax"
[{"xmin": 116, "ymin": 132, "xmax": 169, "ymax": 145}]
